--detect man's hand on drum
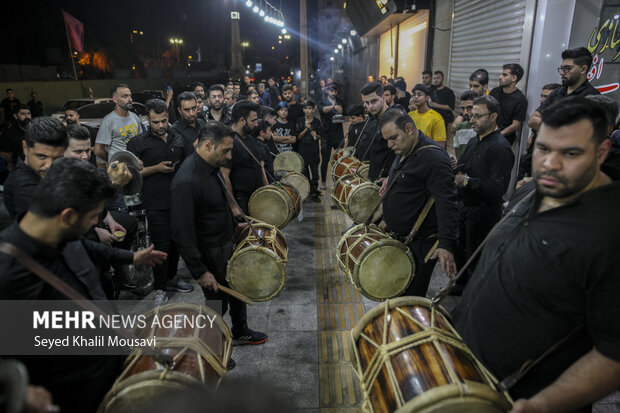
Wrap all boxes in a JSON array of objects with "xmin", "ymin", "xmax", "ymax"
[
  {"xmin": 197, "ymin": 271, "xmax": 219, "ymax": 292},
  {"xmin": 107, "ymin": 161, "xmax": 132, "ymax": 187},
  {"xmin": 510, "ymin": 399, "xmax": 544, "ymax": 413},
  {"xmin": 232, "ymin": 206, "xmax": 244, "ymax": 220},
  {"xmin": 431, "ymin": 248, "xmax": 457, "ymax": 278},
  {"xmin": 133, "ymin": 244, "xmax": 167, "ymax": 267},
  {"xmin": 377, "ymin": 177, "xmax": 388, "ymax": 196}
]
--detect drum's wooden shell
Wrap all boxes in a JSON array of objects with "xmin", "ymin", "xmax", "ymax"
[
  {"xmin": 248, "ymin": 183, "xmax": 301, "ymax": 229},
  {"xmin": 351, "ymin": 297, "xmax": 512, "ymax": 413},
  {"xmin": 332, "ymin": 175, "xmax": 382, "ymax": 224},
  {"xmin": 332, "ymin": 146, "xmax": 355, "ymax": 162},
  {"xmin": 357, "ymin": 162, "xmax": 370, "ymax": 180},
  {"xmin": 332, "ymin": 156, "xmax": 362, "ymax": 182},
  {"xmin": 98, "ymin": 303, "xmax": 232, "ymax": 413},
  {"xmin": 227, "ymin": 222, "xmax": 288, "ymax": 301},
  {"xmin": 274, "ymin": 151, "xmax": 304, "ymax": 173},
  {"xmin": 280, "ymin": 171, "xmax": 310, "ymax": 200},
  {"xmin": 337, "ymin": 224, "xmax": 414, "ymax": 300}
]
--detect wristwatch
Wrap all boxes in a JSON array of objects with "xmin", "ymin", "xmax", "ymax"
[{"xmin": 463, "ymin": 177, "xmax": 469, "ymax": 187}]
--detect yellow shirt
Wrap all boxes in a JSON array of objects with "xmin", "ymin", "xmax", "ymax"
[{"xmin": 408, "ymin": 109, "xmax": 446, "ymax": 142}]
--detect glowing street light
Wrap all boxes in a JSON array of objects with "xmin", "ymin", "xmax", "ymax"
[
  {"xmin": 169, "ymin": 38, "xmax": 183, "ymax": 44},
  {"xmin": 334, "ymin": 48, "xmax": 338, "ymax": 53},
  {"xmin": 259, "ymin": 10, "xmax": 265, "ymax": 16},
  {"xmin": 284, "ymin": 34, "xmax": 291, "ymax": 40},
  {"xmin": 246, "ymin": 0, "xmax": 252, "ymax": 6},
  {"xmin": 338, "ymin": 44, "xmax": 343, "ymax": 49},
  {"xmin": 281, "ymin": 28, "xmax": 287, "ymax": 34},
  {"xmin": 241, "ymin": 42, "xmax": 250, "ymax": 47},
  {"xmin": 342, "ymin": 38, "xmax": 347, "ymax": 44},
  {"xmin": 330, "ymin": 56, "xmax": 335, "ymax": 61},
  {"xmin": 253, "ymin": 6, "xmax": 259, "ymax": 13}
]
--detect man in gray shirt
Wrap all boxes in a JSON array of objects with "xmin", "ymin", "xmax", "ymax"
[{"xmin": 94, "ymin": 84, "xmax": 143, "ymax": 162}]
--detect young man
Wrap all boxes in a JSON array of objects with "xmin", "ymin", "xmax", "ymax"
[
  {"xmin": 1, "ymin": 104, "xmax": 31, "ymax": 166},
  {"xmin": 345, "ymin": 104, "xmax": 365, "ymax": 148},
  {"xmin": 383, "ymin": 84, "xmax": 397, "ymax": 108},
  {"xmin": 469, "ymin": 69, "xmax": 489, "ymax": 96},
  {"xmin": 0, "ymin": 88, "xmax": 20, "ymax": 124},
  {"xmin": 317, "ymin": 83, "xmax": 345, "ymax": 189},
  {"xmin": 490, "ymin": 63, "xmax": 528, "ymax": 145},
  {"xmin": 408, "ymin": 84, "xmax": 447, "ymax": 147},
  {"xmin": 171, "ymin": 92, "xmax": 207, "ymax": 154},
  {"xmin": 430, "ymin": 71, "xmax": 455, "ymax": 131},
  {"xmin": 257, "ymin": 83, "xmax": 272, "ymax": 107},
  {"xmin": 267, "ymin": 77, "xmax": 281, "ymax": 109},
  {"xmin": 273, "ymin": 102, "xmax": 297, "ymax": 153},
  {"xmin": 454, "ymin": 97, "xmax": 620, "ymax": 412},
  {"xmin": 206, "ymin": 85, "xmax": 231, "ymax": 125},
  {"xmin": 27, "ymin": 91, "xmax": 43, "ymax": 118},
  {"xmin": 296, "ymin": 100, "xmax": 322, "ymax": 201},
  {"xmin": 255, "ymin": 120, "xmax": 275, "ymax": 182},
  {"xmin": 453, "ymin": 90, "xmax": 478, "ymax": 160},
  {"xmin": 281, "ymin": 84, "xmax": 304, "ymax": 127},
  {"xmin": 421, "ymin": 70, "xmax": 433, "ymax": 88},
  {"xmin": 393, "ymin": 79, "xmax": 410, "ymax": 109}
]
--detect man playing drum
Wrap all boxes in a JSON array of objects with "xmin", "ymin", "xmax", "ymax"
[
  {"xmin": 171, "ymin": 122, "xmax": 268, "ymax": 370},
  {"xmin": 453, "ymin": 97, "xmax": 620, "ymax": 412},
  {"xmin": 378, "ymin": 108, "xmax": 458, "ymax": 296}
]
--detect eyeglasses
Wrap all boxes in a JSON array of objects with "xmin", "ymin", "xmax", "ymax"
[
  {"xmin": 470, "ymin": 113, "xmax": 491, "ymax": 120},
  {"xmin": 557, "ymin": 65, "xmax": 576, "ymax": 73}
]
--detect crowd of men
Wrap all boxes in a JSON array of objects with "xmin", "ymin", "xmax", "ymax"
[{"xmin": 0, "ymin": 44, "xmax": 619, "ymax": 412}]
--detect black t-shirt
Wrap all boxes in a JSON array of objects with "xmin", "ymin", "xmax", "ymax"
[
  {"xmin": 268, "ymin": 86, "xmax": 281, "ymax": 109},
  {"xmin": 286, "ymin": 102, "xmax": 304, "ymax": 127},
  {"xmin": 254, "ymin": 137, "xmax": 274, "ymax": 181},
  {"xmin": 317, "ymin": 96, "xmax": 346, "ymax": 137},
  {"xmin": 2, "ymin": 125, "xmax": 25, "ymax": 164},
  {"xmin": 489, "ymin": 87, "xmax": 528, "ymax": 145},
  {"xmin": 3, "ymin": 158, "xmax": 40, "ymax": 218},
  {"xmin": 347, "ymin": 121, "xmax": 365, "ymax": 147},
  {"xmin": 1, "ymin": 97, "xmax": 20, "ymax": 123},
  {"xmin": 295, "ymin": 117, "xmax": 321, "ymax": 165},
  {"xmin": 538, "ymin": 80, "xmax": 600, "ymax": 112},
  {"xmin": 395, "ymin": 96, "xmax": 410, "ymax": 110},
  {"xmin": 127, "ymin": 129, "xmax": 186, "ymax": 210},
  {"xmin": 27, "ymin": 99, "xmax": 43, "ymax": 117},
  {"xmin": 274, "ymin": 119, "xmax": 295, "ymax": 152},
  {"xmin": 431, "ymin": 86, "xmax": 455, "ymax": 124},
  {"xmin": 226, "ymin": 132, "xmax": 264, "ymax": 195}
]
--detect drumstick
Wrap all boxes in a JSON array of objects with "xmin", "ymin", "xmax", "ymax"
[{"xmin": 217, "ymin": 283, "xmax": 254, "ymax": 306}]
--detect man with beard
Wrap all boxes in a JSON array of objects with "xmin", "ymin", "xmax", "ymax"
[
  {"xmin": 128, "ymin": 99, "xmax": 192, "ymax": 305},
  {"xmin": 453, "ymin": 95, "xmax": 514, "ymax": 293},
  {"xmin": 257, "ymin": 82, "xmax": 271, "ymax": 107},
  {"xmin": 453, "ymin": 97, "xmax": 620, "ymax": 413},
  {"xmin": 317, "ymin": 83, "xmax": 345, "ymax": 189},
  {"xmin": 452, "ymin": 90, "xmax": 478, "ymax": 160},
  {"xmin": 0, "ymin": 157, "xmax": 166, "ymax": 413},
  {"xmin": 528, "ymin": 47, "xmax": 600, "ymax": 133},
  {"xmin": 469, "ymin": 69, "xmax": 490, "ymax": 97},
  {"xmin": 94, "ymin": 84, "xmax": 143, "ymax": 162},
  {"xmin": 282, "ymin": 84, "xmax": 303, "ymax": 127},
  {"xmin": 422, "ymin": 70, "xmax": 433, "ymax": 88},
  {"xmin": 1, "ymin": 105, "xmax": 31, "ymax": 166},
  {"xmin": 247, "ymin": 90, "xmax": 261, "ymax": 106},
  {"xmin": 267, "ymin": 77, "xmax": 282, "ymax": 109},
  {"xmin": 429, "ymin": 71, "xmax": 455, "ymax": 134},
  {"xmin": 64, "ymin": 108, "xmax": 99, "ymax": 164},
  {"xmin": 221, "ymin": 100, "xmax": 266, "ymax": 215},
  {"xmin": 171, "ymin": 92, "xmax": 207, "ymax": 154},
  {"xmin": 383, "ymin": 84, "xmax": 397, "ymax": 108},
  {"xmin": 206, "ymin": 85, "xmax": 231, "ymax": 125},
  {"xmin": 490, "ymin": 63, "xmax": 528, "ymax": 145},
  {"xmin": 191, "ymin": 82, "xmax": 205, "ymax": 99}
]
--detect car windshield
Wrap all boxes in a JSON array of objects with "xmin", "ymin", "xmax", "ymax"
[
  {"xmin": 61, "ymin": 100, "xmax": 94, "ymax": 111},
  {"xmin": 77, "ymin": 103, "xmax": 115, "ymax": 118}
]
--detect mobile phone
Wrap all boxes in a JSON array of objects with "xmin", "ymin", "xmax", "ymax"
[
  {"xmin": 171, "ymin": 160, "xmax": 180, "ymax": 168},
  {"xmin": 167, "ymin": 86, "xmax": 172, "ymax": 91}
]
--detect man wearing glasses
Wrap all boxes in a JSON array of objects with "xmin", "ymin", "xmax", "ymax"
[
  {"xmin": 528, "ymin": 47, "xmax": 600, "ymax": 132},
  {"xmin": 452, "ymin": 95, "xmax": 514, "ymax": 295}
]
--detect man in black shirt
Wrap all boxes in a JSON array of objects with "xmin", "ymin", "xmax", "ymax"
[
  {"xmin": 430, "ymin": 71, "xmax": 455, "ymax": 131},
  {"xmin": 454, "ymin": 95, "xmax": 514, "ymax": 291},
  {"xmin": 282, "ymin": 84, "xmax": 304, "ymax": 126},
  {"xmin": 345, "ymin": 104, "xmax": 365, "ymax": 147},
  {"xmin": 489, "ymin": 63, "xmax": 528, "ymax": 145},
  {"xmin": 379, "ymin": 108, "xmax": 458, "ymax": 295},
  {"xmin": 393, "ymin": 80, "xmax": 410, "ymax": 109},
  {"xmin": 170, "ymin": 92, "xmax": 207, "ymax": 154},
  {"xmin": 26, "ymin": 91, "xmax": 43, "ymax": 117},
  {"xmin": 206, "ymin": 85, "xmax": 231, "ymax": 125},
  {"xmin": 296, "ymin": 100, "xmax": 322, "ymax": 201},
  {"xmin": 383, "ymin": 84, "xmax": 397, "ymax": 108},
  {"xmin": 529, "ymin": 47, "xmax": 600, "ymax": 132},
  {"xmin": 0, "ymin": 88, "xmax": 20, "ymax": 124},
  {"xmin": 128, "ymin": 99, "xmax": 191, "ymax": 303},
  {"xmin": 171, "ymin": 122, "xmax": 268, "ymax": 363},
  {"xmin": 0, "ymin": 157, "xmax": 165, "ymax": 413},
  {"xmin": 317, "ymin": 83, "xmax": 345, "ymax": 189},
  {"xmin": 273, "ymin": 102, "xmax": 297, "ymax": 153},
  {"xmin": 221, "ymin": 100, "xmax": 266, "ymax": 215},
  {"xmin": 453, "ymin": 98, "xmax": 620, "ymax": 412},
  {"xmin": 2, "ymin": 104, "xmax": 31, "ymax": 166},
  {"xmin": 255, "ymin": 120, "xmax": 275, "ymax": 182},
  {"xmin": 267, "ymin": 77, "xmax": 281, "ymax": 109}
]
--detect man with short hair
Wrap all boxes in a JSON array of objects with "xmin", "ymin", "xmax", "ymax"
[
  {"xmin": 247, "ymin": 90, "xmax": 260, "ymax": 106},
  {"xmin": 233, "ymin": 82, "xmax": 244, "ymax": 100},
  {"xmin": 379, "ymin": 108, "xmax": 458, "ymax": 295},
  {"xmin": 430, "ymin": 71, "xmax": 455, "ymax": 131},
  {"xmin": 408, "ymin": 84, "xmax": 447, "ymax": 147},
  {"xmin": 257, "ymin": 83, "xmax": 271, "ymax": 107},
  {"xmin": 345, "ymin": 104, "xmax": 365, "ymax": 147},
  {"xmin": 282, "ymin": 84, "xmax": 304, "ymax": 126},
  {"xmin": 394, "ymin": 79, "xmax": 411, "ymax": 108},
  {"xmin": 191, "ymin": 81, "xmax": 205, "ymax": 98},
  {"xmin": 171, "ymin": 122, "xmax": 268, "ymax": 361},
  {"xmin": 26, "ymin": 92, "xmax": 43, "ymax": 118},
  {"xmin": 206, "ymin": 85, "xmax": 231, "ymax": 125},
  {"xmin": 528, "ymin": 47, "xmax": 600, "ymax": 132},
  {"xmin": 64, "ymin": 108, "xmax": 99, "ymax": 164},
  {"xmin": 490, "ymin": 63, "xmax": 528, "ymax": 145},
  {"xmin": 255, "ymin": 120, "xmax": 275, "ymax": 182},
  {"xmin": 453, "ymin": 90, "xmax": 478, "ymax": 159},
  {"xmin": 273, "ymin": 102, "xmax": 297, "ymax": 153},
  {"xmin": 380, "ymin": 75, "xmax": 388, "ymax": 86},
  {"xmin": 94, "ymin": 84, "xmax": 143, "ymax": 162},
  {"xmin": 453, "ymin": 95, "xmax": 514, "ymax": 292},
  {"xmin": 0, "ymin": 88, "xmax": 20, "ymax": 124},
  {"xmin": 296, "ymin": 99, "xmax": 322, "ymax": 201},
  {"xmin": 422, "ymin": 70, "xmax": 433, "ymax": 87},
  {"xmin": 469, "ymin": 69, "xmax": 489, "ymax": 96},
  {"xmin": 317, "ymin": 83, "xmax": 345, "ymax": 189},
  {"xmin": 128, "ymin": 99, "xmax": 191, "ymax": 305},
  {"xmin": 224, "ymin": 89, "xmax": 237, "ymax": 108},
  {"xmin": 195, "ymin": 94, "xmax": 207, "ymax": 121},
  {"xmin": 383, "ymin": 84, "xmax": 397, "ymax": 108},
  {"xmin": 221, "ymin": 100, "xmax": 266, "ymax": 215},
  {"xmin": 171, "ymin": 92, "xmax": 207, "ymax": 154},
  {"xmin": 2, "ymin": 105, "xmax": 31, "ymax": 166},
  {"xmin": 267, "ymin": 77, "xmax": 282, "ymax": 109},
  {"xmin": 453, "ymin": 97, "xmax": 620, "ymax": 412}
]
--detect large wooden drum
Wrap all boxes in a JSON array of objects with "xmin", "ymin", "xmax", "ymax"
[
  {"xmin": 357, "ymin": 162, "xmax": 370, "ymax": 180},
  {"xmin": 273, "ymin": 151, "xmax": 304, "ymax": 173},
  {"xmin": 280, "ymin": 171, "xmax": 310, "ymax": 201},
  {"xmin": 332, "ymin": 146, "xmax": 355, "ymax": 162},
  {"xmin": 337, "ymin": 224, "xmax": 414, "ymax": 300},
  {"xmin": 227, "ymin": 222, "xmax": 287, "ymax": 301},
  {"xmin": 351, "ymin": 297, "xmax": 512, "ymax": 413},
  {"xmin": 332, "ymin": 174, "xmax": 382, "ymax": 224},
  {"xmin": 98, "ymin": 303, "xmax": 232, "ymax": 413},
  {"xmin": 332, "ymin": 156, "xmax": 362, "ymax": 183},
  {"xmin": 248, "ymin": 182, "xmax": 301, "ymax": 229}
]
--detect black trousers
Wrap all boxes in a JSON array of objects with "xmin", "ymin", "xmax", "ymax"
[
  {"xmin": 402, "ymin": 237, "xmax": 438, "ymax": 297},
  {"xmin": 201, "ymin": 242, "xmax": 248, "ymax": 335},
  {"xmin": 304, "ymin": 163, "xmax": 319, "ymax": 194},
  {"xmin": 320, "ymin": 136, "xmax": 341, "ymax": 183},
  {"xmin": 146, "ymin": 209, "xmax": 180, "ymax": 290},
  {"xmin": 234, "ymin": 192, "xmax": 251, "ymax": 216}
]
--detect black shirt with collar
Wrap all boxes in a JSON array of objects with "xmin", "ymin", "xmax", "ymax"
[
  {"xmin": 453, "ymin": 180, "xmax": 620, "ymax": 401},
  {"xmin": 489, "ymin": 87, "xmax": 528, "ymax": 145},
  {"xmin": 3, "ymin": 158, "xmax": 40, "ymax": 219},
  {"xmin": 127, "ymin": 128, "xmax": 187, "ymax": 211},
  {"xmin": 538, "ymin": 80, "xmax": 600, "ymax": 112},
  {"xmin": 170, "ymin": 152, "xmax": 234, "ymax": 278},
  {"xmin": 170, "ymin": 117, "xmax": 207, "ymax": 154},
  {"xmin": 458, "ymin": 129, "xmax": 514, "ymax": 208},
  {"xmin": 383, "ymin": 132, "xmax": 459, "ymax": 252},
  {"xmin": 356, "ymin": 111, "xmax": 394, "ymax": 181},
  {"xmin": 206, "ymin": 107, "xmax": 232, "ymax": 125},
  {"xmin": 226, "ymin": 131, "xmax": 265, "ymax": 195}
]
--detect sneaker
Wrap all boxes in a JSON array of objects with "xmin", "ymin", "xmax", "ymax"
[
  {"xmin": 153, "ymin": 290, "xmax": 169, "ymax": 306},
  {"xmin": 226, "ymin": 358, "xmax": 236, "ymax": 370},
  {"xmin": 232, "ymin": 328, "xmax": 268, "ymax": 346},
  {"xmin": 166, "ymin": 277, "xmax": 194, "ymax": 293}
]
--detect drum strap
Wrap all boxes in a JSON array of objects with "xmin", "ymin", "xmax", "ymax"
[
  {"xmin": 233, "ymin": 134, "xmax": 277, "ymax": 182},
  {"xmin": 350, "ymin": 117, "xmax": 371, "ymax": 150}
]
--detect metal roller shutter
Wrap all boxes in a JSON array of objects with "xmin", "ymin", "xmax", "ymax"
[
  {"xmin": 448, "ymin": 0, "xmax": 527, "ymax": 94},
  {"xmin": 432, "ymin": 0, "xmax": 454, "ymax": 78}
]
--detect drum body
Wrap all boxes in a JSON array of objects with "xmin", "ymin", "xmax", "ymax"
[
  {"xmin": 332, "ymin": 156, "xmax": 361, "ymax": 182},
  {"xmin": 274, "ymin": 151, "xmax": 304, "ymax": 173},
  {"xmin": 351, "ymin": 297, "xmax": 512, "ymax": 413},
  {"xmin": 337, "ymin": 224, "xmax": 414, "ymax": 300},
  {"xmin": 357, "ymin": 162, "xmax": 370, "ymax": 180},
  {"xmin": 248, "ymin": 183, "xmax": 301, "ymax": 229},
  {"xmin": 98, "ymin": 303, "xmax": 232, "ymax": 413},
  {"xmin": 332, "ymin": 175, "xmax": 382, "ymax": 224},
  {"xmin": 227, "ymin": 222, "xmax": 287, "ymax": 301},
  {"xmin": 280, "ymin": 171, "xmax": 310, "ymax": 201},
  {"xmin": 332, "ymin": 146, "xmax": 355, "ymax": 162}
]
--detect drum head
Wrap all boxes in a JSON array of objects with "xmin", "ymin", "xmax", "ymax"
[
  {"xmin": 347, "ymin": 183, "xmax": 382, "ymax": 224},
  {"xmin": 354, "ymin": 239, "xmax": 414, "ymax": 301},
  {"xmin": 227, "ymin": 246, "xmax": 286, "ymax": 301},
  {"xmin": 248, "ymin": 187, "xmax": 292, "ymax": 229},
  {"xmin": 357, "ymin": 163, "xmax": 369, "ymax": 180},
  {"xmin": 281, "ymin": 172, "xmax": 310, "ymax": 201},
  {"xmin": 274, "ymin": 152, "xmax": 304, "ymax": 173}
]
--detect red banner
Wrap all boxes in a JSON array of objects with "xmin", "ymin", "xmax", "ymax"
[{"xmin": 62, "ymin": 10, "xmax": 84, "ymax": 53}]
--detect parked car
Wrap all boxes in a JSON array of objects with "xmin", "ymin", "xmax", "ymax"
[
  {"xmin": 76, "ymin": 102, "xmax": 149, "ymax": 131},
  {"xmin": 51, "ymin": 98, "xmax": 114, "ymax": 120}
]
